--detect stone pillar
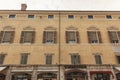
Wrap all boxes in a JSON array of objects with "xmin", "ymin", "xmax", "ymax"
[
  {"xmin": 111, "ymin": 66, "xmax": 116, "ymax": 80},
  {"xmin": 87, "ymin": 70, "xmax": 91, "ymax": 80},
  {"xmin": 5, "ymin": 67, "xmax": 12, "ymax": 80},
  {"xmin": 32, "ymin": 70, "xmax": 37, "ymax": 80},
  {"xmin": 60, "ymin": 66, "xmax": 65, "ymax": 80}
]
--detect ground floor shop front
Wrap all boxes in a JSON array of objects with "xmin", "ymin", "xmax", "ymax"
[{"xmin": 0, "ymin": 65, "xmax": 120, "ymax": 80}]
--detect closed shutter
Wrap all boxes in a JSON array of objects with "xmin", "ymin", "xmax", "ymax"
[
  {"xmin": 98, "ymin": 31, "xmax": 102, "ymax": 43},
  {"xmin": 54, "ymin": 31, "xmax": 57, "ymax": 43},
  {"xmin": 76, "ymin": 31, "xmax": 80, "ymax": 43},
  {"xmin": 43, "ymin": 31, "xmax": 46, "ymax": 43},
  {"xmin": 10, "ymin": 31, "xmax": 15, "ymax": 43},
  {"xmin": 118, "ymin": 31, "xmax": 120, "ymax": 42},
  {"xmin": 66, "ymin": 31, "xmax": 68, "ymax": 43},
  {"xmin": 0, "ymin": 31, "xmax": 4, "ymax": 43},
  {"xmin": 20, "ymin": 31, "xmax": 24, "ymax": 43}
]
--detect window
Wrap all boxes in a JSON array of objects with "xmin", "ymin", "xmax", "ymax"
[
  {"xmin": 71, "ymin": 54, "xmax": 80, "ymax": 64},
  {"xmin": 20, "ymin": 53, "xmax": 29, "ymax": 64},
  {"xmin": 43, "ymin": 31, "xmax": 57, "ymax": 44},
  {"xmin": 0, "ymin": 16, "xmax": 2, "ymax": 19},
  {"xmin": 88, "ymin": 15, "xmax": 93, "ymax": 19},
  {"xmin": 9, "ymin": 15, "xmax": 16, "ymax": 18},
  {"xmin": 116, "ymin": 56, "xmax": 120, "ymax": 64},
  {"xmin": 66, "ymin": 31, "xmax": 79, "ymax": 43},
  {"xmin": 106, "ymin": 15, "xmax": 112, "ymax": 19},
  {"xmin": 0, "ymin": 54, "xmax": 6, "ymax": 64},
  {"xmin": 48, "ymin": 15, "xmax": 54, "ymax": 19},
  {"xmin": 0, "ymin": 31, "xmax": 15, "ymax": 43},
  {"xmin": 20, "ymin": 31, "xmax": 35, "ymax": 43},
  {"xmin": 68, "ymin": 15, "xmax": 74, "ymax": 19},
  {"xmin": 28, "ymin": 15, "xmax": 34, "ymax": 19},
  {"xmin": 94, "ymin": 55, "xmax": 102, "ymax": 64},
  {"xmin": 45, "ymin": 54, "xmax": 52, "ymax": 64},
  {"xmin": 108, "ymin": 31, "xmax": 120, "ymax": 43},
  {"xmin": 87, "ymin": 31, "xmax": 102, "ymax": 43}
]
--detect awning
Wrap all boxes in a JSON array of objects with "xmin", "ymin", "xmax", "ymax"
[
  {"xmin": 0, "ymin": 67, "xmax": 6, "ymax": 71},
  {"xmin": 65, "ymin": 69, "xmax": 87, "ymax": 74},
  {"xmin": 115, "ymin": 67, "xmax": 120, "ymax": 71},
  {"xmin": 90, "ymin": 71, "xmax": 112, "ymax": 75}
]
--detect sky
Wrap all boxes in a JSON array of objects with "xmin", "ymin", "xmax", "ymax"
[{"xmin": 0, "ymin": 0, "xmax": 120, "ymax": 11}]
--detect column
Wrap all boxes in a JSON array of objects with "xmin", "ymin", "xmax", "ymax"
[
  {"xmin": 87, "ymin": 70, "xmax": 91, "ymax": 80},
  {"xmin": 60, "ymin": 66, "xmax": 65, "ymax": 80},
  {"xmin": 32, "ymin": 70, "xmax": 37, "ymax": 80},
  {"xmin": 5, "ymin": 67, "xmax": 12, "ymax": 80}
]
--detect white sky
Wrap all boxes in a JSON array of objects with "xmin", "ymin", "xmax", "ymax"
[{"xmin": 0, "ymin": 0, "xmax": 120, "ymax": 11}]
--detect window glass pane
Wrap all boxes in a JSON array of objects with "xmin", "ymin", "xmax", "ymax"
[
  {"xmin": 9, "ymin": 15, "xmax": 15, "ymax": 18},
  {"xmin": 0, "ymin": 54, "xmax": 5, "ymax": 64},
  {"xmin": 48, "ymin": 15, "xmax": 54, "ymax": 19},
  {"xmin": 68, "ymin": 32, "xmax": 76, "ymax": 43},
  {"xmin": 88, "ymin": 15, "xmax": 93, "ymax": 19},
  {"xmin": 28, "ymin": 15, "xmax": 34, "ymax": 18},
  {"xmin": 46, "ymin": 55, "xmax": 52, "ymax": 64},
  {"xmin": 45, "ymin": 32, "xmax": 54, "ymax": 43},
  {"xmin": 106, "ymin": 15, "xmax": 112, "ymax": 19},
  {"xmin": 68, "ymin": 15, "xmax": 74, "ymax": 19},
  {"xmin": 21, "ymin": 54, "xmax": 28, "ymax": 64}
]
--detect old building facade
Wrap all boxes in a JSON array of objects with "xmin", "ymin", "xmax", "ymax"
[{"xmin": 0, "ymin": 9, "xmax": 120, "ymax": 80}]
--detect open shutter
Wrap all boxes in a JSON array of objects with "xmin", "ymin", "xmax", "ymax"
[
  {"xmin": 0, "ymin": 54, "xmax": 5, "ymax": 64},
  {"xmin": 98, "ymin": 31, "xmax": 102, "ymax": 43},
  {"xmin": 77, "ymin": 55, "xmax": 80, "ymax": 64},
  {"xmin": 108, "ymin": 31, "xmax": 113, "ymax": 43},
  {"xmin": 87, "ymin": 31, "xmax": 91, "ymax": 43},
  {"xmin": 0, "ymin": 31, "xmax": 3, "ymax": 43},
  {"xmin": 10, "ymin": 31, "xmax": 15, "ymax": 43},
  {"xmin": 20, "ymin": 31, "xmax": 24, "ymax": 43},
  {"xmin": 76, "ymin": 31, "xmax": 80, "ymax": 43},
  {"xmin": 31, "ymin": 31, "xmax": 35, "ymax": 43},
  {"xmin": 54, "ymin": 31, "xmax": 57, "ymax": 43},
  {"xmin": 43, "ymin": 31, "xmax": 46, "ymax": 43},
  {"xmin": 66, "ymin": 31, "xmax": 68, "ymax": 43},
  {"xmin": 118, "ymin": 31, "xmax": 120, "ymax": 43}
]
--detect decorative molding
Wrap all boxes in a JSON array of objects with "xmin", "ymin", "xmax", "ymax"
[
  {"xmin": 66, "ymin": 25, "xmax": 78, "ymax": 30},
  {"xmin": 87, "ymin": 26, "xmax": 99, "ymax": 30},
  {"xmin": 93, "ymin": 53, "xmax": 102, "ymax": 55},
  {"xmin": 44, "ymin": 26, "xmax": 56, "ymax": 30},
  {"xmin": 107, "ymin": 26, "xmax": 119, "ymax": 30},
  {"xmin": 23, "ymin": 26, "xmax": 35, "ymax": 31},
  {"xmin": 3, "ymin": 26, "xmax": 15, "ymax": 31}
]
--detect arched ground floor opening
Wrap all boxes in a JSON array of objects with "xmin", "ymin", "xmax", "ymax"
[{"xmin": 65, "ymin": 69, "xmax": 87, "ymax": 80}]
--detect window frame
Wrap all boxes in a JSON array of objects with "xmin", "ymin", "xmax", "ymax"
[
  {"xmin": 66, "ymin": 31, "xmax": 79, "ymax": 44},
  {"xmin": 94, "ymin": 54, "xmax": 102, "ymax": 64},
  {"xmin": 87, "ymin": 31, "xmax": 102, "ymax": 44},
  {"xmin": 68, "ymin": 15, "xmax": 74, "ymax": 19},
  {"xmin": 20, "ymin": 53, "xmax": 29, "ymax": 64},
  {"xmin": 48, "ymin": 15, "xmax": 54, "ymax": 19},
  {"xmin": 0, "ymin": 54, "xmax": 6, "ymax": 64},
  {"xmin": 45, "ymin": 54, "xmax": 53, "ymax": 65},
  {"xmin": 28, "ymin": 15, "xmax": 35, "ymax": 19},
  {"xmin": 70, "ymin": 54, "xmax": 80, "ymax": 65},
  {"xmin": 9, "ymin": 15, "xmax": 16, "ymax": 18},
  {"xmin": 88, "ymin": 15, "xmax": 93, "ymax": 19},
  {"xmin": 108, "ymin": 31, "xmax": 120, "ymax": 43},
  {"xmin": 0, "ymin": 31, "xmax": 15, "ymax": 43},
  {"xmin": 43, "ymin": 31, "xmax": 57, "ymax": 44},
  {"xmin": 20, "ymin": 31, "xmax": 35, "ymax": 44},
  {"xmin": 106, "ymin": 15, "xmax": 112, "ymax": 19}
]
